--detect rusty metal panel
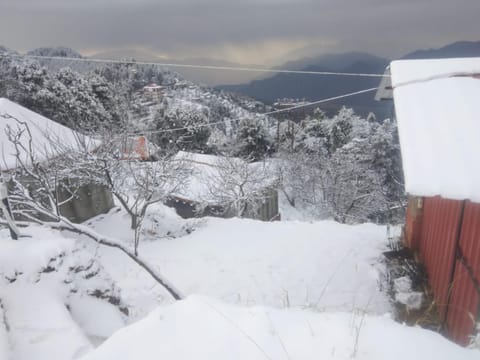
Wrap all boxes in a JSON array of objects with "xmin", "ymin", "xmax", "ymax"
[
  {"xmin": 458, "ymin": 201, "xmax": 480, "ymax": 290},
  {"xmin": 419, "ymin": 197, "xmax": 463, "ymax": 320},
  {"xmin": 446, "ymin": 260, "xmax": 479, "ymax": 345},
  {"xmin": 404, "ymin": 196, "xmax": 424, "ymax": 251},
  {"xmin": 445, "ymin": 200, "xmax": 480, "ymax": 344}
]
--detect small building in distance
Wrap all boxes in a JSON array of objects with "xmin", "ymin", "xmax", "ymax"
[
  {"xmin": 165, "ymin": 151, "xmax": 280, "ymax": 222},
  {"xmin": 384, "ymin": 57, "xmax": 480, "ymax": 345},
  {"xmin": 143, "ymin": 83, "xmax": 163, "ymax": 102},
  {"xmin": 0, "ymin": 98, "xmax": 114, "ymax": 223},
  {"xmin": 118, "ymin": 135, "xmax": 156, "ymax": 161}
]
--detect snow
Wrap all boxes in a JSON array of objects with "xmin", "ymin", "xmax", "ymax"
[
  {"xmin": 0, "ymin": 301, "xmax": 9, "ymax": 360},
  {"xmin": 0, "ymin": 225, "xmax": 125, "ymax": 360},
  {"xmin": 1, "ymin": 205, "xmax": 479, "ymax": 358},
  {"xmin": 393, "ymin": 277, "xmax": 423, "ymax": 311},
  {"xmin": 69, "ymin": 295, "xmax": 125, "ymax": 344},
  {"xmin": 0, "ymin": 227, "xmax": 74, "ymax": 281},
  {"xmin": 82, "ymin": 295, "xmax": 479, "ymax": 360},
  {"xmin": 390, "ymin": 57, "xmax": 480, "ymax": 202},
  {"xmin": 88, "ymin": 209, "xmax": 391, "ymax": 314},
  {"xmin": 0, "ymin": 98, "xmax": 98, "ymax": 171},
  {"xmin": 172, "ymin": 151, "xmax": 275, "ymax": 203},
  {"xmin": 2, "ymin": 285, "xmax": 92, "ymax": 360}
]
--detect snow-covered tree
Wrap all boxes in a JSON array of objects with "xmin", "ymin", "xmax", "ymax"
[
  {"xmin": 277, "ymin": 107, "xmax": 404, "ymax": 223},
  {"xmin": 234, "ymin": 118, "xmax": 274, "ymax": 161},
  {"xmin": 103, "ymin": 150, "xmax": 190, "ymax": 255},
  {"xmin": 154, "ymin": 107, "xmax": 211, "ymax": 153},
  {"xmin": 2, "ymin": 118, "xmax": 183, "ymax": 299},
  {"xmin": 204, "ymin": 156, "xmax": 277, "ymax": 217}
]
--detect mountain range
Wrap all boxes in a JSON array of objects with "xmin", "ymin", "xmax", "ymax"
[
  {"xmin": 218, "ymin": 41, "xmax": 480, "ymax": 118},
  {"xmin": 5, "ymin": 41, "xmax": 480, "ymax": 119}
]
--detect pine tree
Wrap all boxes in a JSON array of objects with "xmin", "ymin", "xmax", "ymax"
[
  {"xmin": 154, "ymin": 107, "xmax": 211, "ymax": 153},
  {"xmin": 234, "ymin": 118, "xmax": 273, "ymax": 161}
]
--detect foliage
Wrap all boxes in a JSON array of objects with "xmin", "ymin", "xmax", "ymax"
[
  {"xmin": 153, "ymin": 106, "xmax": 212, "ymax": 153},
  {"xmin": 234, "ymin": 118, "xmax": 274, "ymax": 161},
  {"xmin": 278, "ymin": 106, "xmax": 405, "ymax": 224}
]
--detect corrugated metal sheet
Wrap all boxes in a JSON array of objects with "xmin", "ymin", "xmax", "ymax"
[
  {"xmin": 406, "ymin": 197, "xmax": 480, "ymax": 344},
  {"xmin": 419, "ymin": 197, "xmax": 463, "ymax": 320},
  {"xmin": 458, "ymin": 201, "xmax": 480, "ymax": 291},
  {"xmin": 446, "ymin": 261, "xmax": 479, "ymax": 345},
  {"xmin": 446, "ymin": 201, "xmax": 480, "ymax": 345}
]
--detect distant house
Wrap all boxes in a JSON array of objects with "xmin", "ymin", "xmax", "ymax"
[
  {"xmin": 382, "ymin": 58, "xmax": 480, "ymax": 345},
  {"xmin": 142, "ymin": 83, "xmax": 163, "ymax": 101},
  {"xmin": 165, "ymin": 152, "xmax": 280, "ymax": 221},
  {"xmin": 0, "ymin": 98, "xmax": 114, "ymax": 223},
  {"xmin": 119, "ymin": 135, "xmax": 155, "ymax": 161}
]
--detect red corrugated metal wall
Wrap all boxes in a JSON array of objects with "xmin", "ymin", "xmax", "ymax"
[
  {"xmin": 419, "ymin": 197, "xmax": 463, "ymax": 320},
  {"xmin": 447, "ymin": 201, "xmax": 480, "ymax": 345},
  {"xmin": 410, "ymin": 197, "xmax": 480, "ymax": 345}
]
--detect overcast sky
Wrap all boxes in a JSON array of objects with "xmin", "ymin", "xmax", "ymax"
[{"xmin": 1, "ymin": 0, "xmax": 479, "ymax": 65}]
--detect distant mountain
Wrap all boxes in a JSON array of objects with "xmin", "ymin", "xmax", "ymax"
[
  {"xmin": 219, "ymin": 52, "xmax": 390, "ymax": 118},
  {"xmin": 159, "ymin": 57, "xmax": 265, "ymax": 87},
  {"xmin": 218, "ymin": 41, "xmax": 480, "ymax": 119},
  {"xmin": 402, "ymin": 41, "xmax": 480, "ymax": 59},
  {"xmin": 278, "ymin": 52, "xmax": 388, "ymax": 71},
  {"xmin": 0, "ymin": 45, "xmax": 17, "ymax": 55}
]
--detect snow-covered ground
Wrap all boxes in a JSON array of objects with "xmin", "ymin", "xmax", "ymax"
[
  {"xmin": 86, "ymin": 205, "xmax": 391, "ymax": 318},
  {"xmin": 0, "ymin": 203, "xmax": 478, "ymax": 359},
  {"xmin": 82, "ymin": 295, "xmax": 480, "ymax": 360},
  {"xmin": 0, "ymin": 226, "xmax": 125, "ymax": 360}
]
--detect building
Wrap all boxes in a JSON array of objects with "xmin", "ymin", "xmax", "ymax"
[
  {"xmin": 0, "ymin": 98, "xmax": 114, "ymax": 223},
  {"xmin": 119, "ymin": 135, "xmax": 155, "ymax": 161},
  {"xmin": 142, "ymin": 83, "xmax": 163, "ymax": 101},
  {"xmin": 165, "ymin": 152, "xmax": 280, "ymax": 222},
  {"xmin": 383, "ymin": 58, "xmax": 480, "ymax": 345}
]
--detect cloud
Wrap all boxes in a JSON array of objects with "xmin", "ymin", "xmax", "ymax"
[{"xmin": 0, "ymin": 0, "xmax": 479, "ymax": 64}]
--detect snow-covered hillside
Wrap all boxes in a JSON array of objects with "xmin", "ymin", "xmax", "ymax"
[{"xmin": 129, "ymin": 79, "xmax": 273, "ymax": 146}]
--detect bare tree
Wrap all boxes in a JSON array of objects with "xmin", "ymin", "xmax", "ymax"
[
  {"xmin": 203, "ymin": 155, "xmax": 277, "ymax": 218},
  {"xmin": 103, "ymin": 149, "xmax": 190, "ymax": 255},
  {"xmin": 1, "ymin": 116, "xmax": 183, "ymax": 300}
]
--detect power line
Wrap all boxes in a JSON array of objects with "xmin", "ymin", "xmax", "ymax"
[
  {"xmin": 0, "ymin": 52, "xmax": 381, "ymax": 135},
  {"xmin": 392, "ymin": 71, "xmax": 480, "ymax": 89},
  {"xmin": 0, "ymin": 53, "xmax": 390, "ymax": 78},
  {"xmin": 130, "ymin": 87, "xmax": 379, "ymax": 135}
]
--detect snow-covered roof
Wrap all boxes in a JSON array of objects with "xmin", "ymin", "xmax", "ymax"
[
  {"xmin": 391, "ymin": 57, "xmax": 480, "ymax": 202},
  {"xmin": 0, "ymin": 98, "xmax": 98, "ymax": 171},
  {"xmin": 172, "ymin": 151, "xmax": 274, "ymax": 203}
]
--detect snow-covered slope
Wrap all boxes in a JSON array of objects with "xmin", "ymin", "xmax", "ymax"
[
  {"xmin": 82, "ymin": 295, "xmax": 479, "ymax": 360},
  {"xmin": 0, "ymin": 226, "xmax": 126, "ymax": 360},
  {"xmin": 0, "ymin": 98, "xmax": 98, "ymax": 171}
]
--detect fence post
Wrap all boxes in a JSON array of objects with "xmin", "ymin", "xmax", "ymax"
[{"xmin": 0, "ymin": 181, "xmax": 20, "ymax": 240}]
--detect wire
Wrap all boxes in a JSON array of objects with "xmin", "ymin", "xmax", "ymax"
[
  {"xmin": 392, "ymin": 71, "xmax": 480, "ymax": 89},
  {"xmin": 0, "ymin": 53, "xmax": 390, "ymax": 78},
  {"xmin": 0, "ymin": 52, "xmax": 381, "ymax": 135},
  {"xmin": 130, "ymin": 87, "xmax": 379, "ymax": 135}
]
